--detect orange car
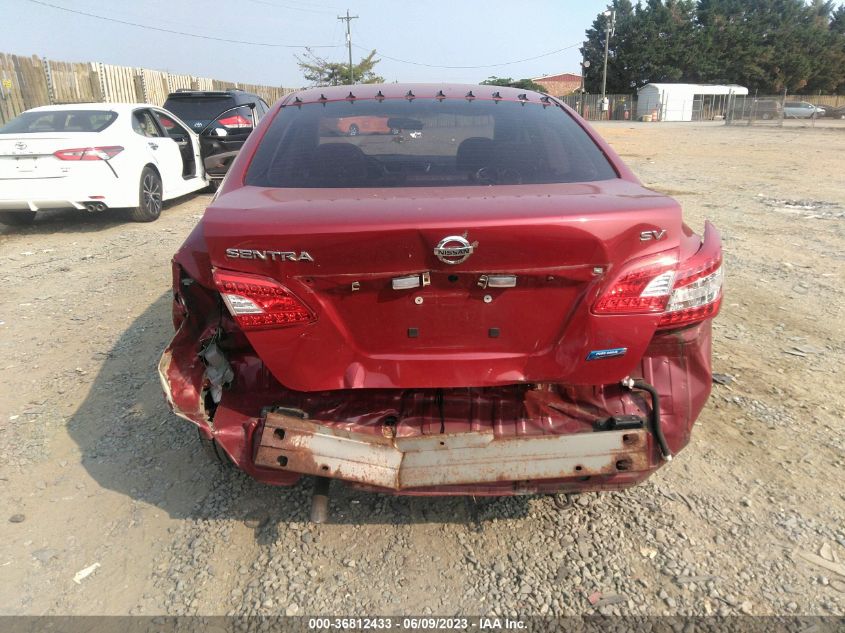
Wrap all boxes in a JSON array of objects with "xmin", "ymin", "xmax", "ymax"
[{"xmin": 326, "ymin": 116, "xmax": 394, "ymax": 136}]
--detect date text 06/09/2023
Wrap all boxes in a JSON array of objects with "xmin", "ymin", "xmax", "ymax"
[{"xmin": 307, "ymin": 617, "xmax": 527, "ymax": 630}]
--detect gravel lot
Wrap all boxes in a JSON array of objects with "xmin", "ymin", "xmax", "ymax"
[{"xmin": 1, "ymin": 121, "xmax": 843, "ymax": 617}]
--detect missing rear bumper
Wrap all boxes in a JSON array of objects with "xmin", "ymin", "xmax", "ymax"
[{"xmin": 255, "ymin": 412, "xmax": 650, "ymax": 490}]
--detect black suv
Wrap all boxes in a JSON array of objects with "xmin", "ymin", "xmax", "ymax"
[{"xmin": 163, "ymin": 89, "xmax": 271, "ymax": 183}]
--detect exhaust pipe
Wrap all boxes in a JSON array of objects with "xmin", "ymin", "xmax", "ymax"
[
  {"xmin": 83, "ymin": 202, "xmax": 108, "ymax": 212},
  {"xmin": 309, "ymin": 476, "xmax": 331, "ymax": 523}
]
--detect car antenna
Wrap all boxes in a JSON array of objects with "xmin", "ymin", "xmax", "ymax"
[
  {"xmin": 435, "ymin": 90, "xmax": 446, "ymax": 100},
  {"xmin": 465, "ymin": 90, "xmax": 475, "ymax": 100},
  {"xmin": 346, "ymin": 91, "xmax": 356, "ymax": 100},
  {"xmin": 492, "ymin": 91, "xmax": 502, "ymax": 101},
  {"xmin": 375, "ymin": 90, "xmax": 385, "ymax": 101},
  {"xmin": 405, "ymin": 90, "xmax": 415, "ymax": 100}
]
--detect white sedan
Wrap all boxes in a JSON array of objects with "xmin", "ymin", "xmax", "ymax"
[{"xmin": 0, "ymin": 103, "xmax": 220, "ymax": 224}]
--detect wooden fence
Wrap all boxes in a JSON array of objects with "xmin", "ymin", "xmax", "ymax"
[{"xmin": 0, "ymin": 52, "xmax": 295, "ymax": 124}]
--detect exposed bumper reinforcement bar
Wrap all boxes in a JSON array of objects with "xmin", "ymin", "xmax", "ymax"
[{"xmin": 255, "ymin": 412, "xmax": 650, "ymax": 490}]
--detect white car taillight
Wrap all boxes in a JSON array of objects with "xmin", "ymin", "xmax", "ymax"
[{"xmin": 53, "ymin": 146, "xmax": 124, "ymax": 161}]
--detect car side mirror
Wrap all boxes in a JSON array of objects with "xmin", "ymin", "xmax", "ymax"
[{"xmin": 202, "ymin": 127, "xmax": 228, "ymax": 137}]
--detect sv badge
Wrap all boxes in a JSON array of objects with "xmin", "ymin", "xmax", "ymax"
[{"xmin": 640, "ymin": 229, "xmax": 667, "ymax": 241}]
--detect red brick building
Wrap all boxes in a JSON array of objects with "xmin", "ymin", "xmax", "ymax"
[{"xmin": 532, "ymin": 73, "xmax": 582, "ymax": 96}]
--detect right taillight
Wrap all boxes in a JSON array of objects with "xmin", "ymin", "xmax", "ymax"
[
  {"xmin": 593, "ymin": 254, "xmax": 678, "ymax": 315},
  {"xmin": 658, "ymin": 222, "xmax": 723, "ymax": 329},
  {"xmin": 658, "ymin": 256, "xmax": 722, "ymax": 329},
  {"xmin": 593, "ymin": 222, "xmax": 723, "ymax": 329},
  {"xmin": 213, "ymin": 269, "xmax": 314, "ymax": 330}
]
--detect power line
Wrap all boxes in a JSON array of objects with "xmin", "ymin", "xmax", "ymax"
[
  {"xmin": 244, "ymin": 0, "xmax": 338, "ymax": 15},
  {"xmin": 26, "ymin": 0, "xmax": 340, "ymax": 48},
  {"xmin": 353, "ymin": 42, "xmax": 582, "ymax": 70}
]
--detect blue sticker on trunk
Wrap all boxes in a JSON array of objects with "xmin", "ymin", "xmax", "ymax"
[{"xmin": 586, "ymin": 347, "xmax": 627, "ymax": 361}]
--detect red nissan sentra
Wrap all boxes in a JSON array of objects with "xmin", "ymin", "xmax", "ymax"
[{"xmin": 159, "ymin": 84, "xmax": 722, "ymax": 518}]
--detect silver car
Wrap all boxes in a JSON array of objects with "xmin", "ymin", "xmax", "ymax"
[{"xmin": 783, "ymin": 101, "xmax": 826, "ymax": 119}]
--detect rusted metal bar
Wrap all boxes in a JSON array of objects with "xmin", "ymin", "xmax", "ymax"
[{"xmin": 255, "ymin": 412, "xmax": 650, "ymax": 490}]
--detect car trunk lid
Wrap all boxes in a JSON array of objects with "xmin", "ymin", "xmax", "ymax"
[
  {"xmin": 0, "ymin": 133, "xmax": 104, "ymax": 180},
  {"xmin": 202, "ymin": 179, "xmax": 682, "ymax": 391}
]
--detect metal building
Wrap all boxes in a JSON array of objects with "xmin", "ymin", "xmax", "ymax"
[{"xmin": 636, "ymin": 83, "xmax": 749, "ymax": 121}]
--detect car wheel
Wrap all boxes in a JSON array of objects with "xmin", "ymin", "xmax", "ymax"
[
  {"xmin": 207, "ymin": 179, "xmax": 221, "ymax": 193},
  {"xmin": 348, "ymin": 124, "xmax": 359, "ymax": 136},
  {"xmin": 128, "ymin": 167, "xmax": 163, "ymax": 222},
  {"xmin": 0, "ymin": 211, "xmax": 36, "ymax": 226}
]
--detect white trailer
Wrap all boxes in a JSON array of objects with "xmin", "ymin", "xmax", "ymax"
[{"xmin": 636, "ymin": 83, "xmax": 749, "ymax": 121}]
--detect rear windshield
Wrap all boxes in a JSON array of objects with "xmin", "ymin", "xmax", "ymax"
[
  {"xmin": 0, "ymin": 110, "xmax": 117, "ymax": 133},
  {"xmin": 245, "ymin": 99, "xmax": 618, "ymax": 188},
  {"xmin": 163, "ymin": 96, "xmax": 236, "ymax": 121}
]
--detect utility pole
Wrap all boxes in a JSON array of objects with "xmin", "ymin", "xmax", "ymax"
[
  {"xmin": 600, "ymin": 8, "xmax": 615, "ymax": 114},
  {"xmin": 337, "ymin": 9, "xmax": 359, "ymax": 85},
  {"xmin": 580, "ymin": 57, "xmax": 590, "ymax": 118}
]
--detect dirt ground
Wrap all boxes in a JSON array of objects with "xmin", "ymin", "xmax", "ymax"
[{"xmin": 0, "ymin": 120, "xmax": 843, "ymax": 618}]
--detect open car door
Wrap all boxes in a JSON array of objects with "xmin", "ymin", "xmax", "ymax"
[{"xmin": 198, "ymin": 102, "xmax": 258, "ymax": 184}]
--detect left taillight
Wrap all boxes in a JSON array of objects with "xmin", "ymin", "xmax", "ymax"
[
  {"xmin": 53, "ymin": 146, "xmax": 124, "ymax": 161},
  {"xmin": 212, "ymin": 269, "xmax": 314, "ymax": 330}
]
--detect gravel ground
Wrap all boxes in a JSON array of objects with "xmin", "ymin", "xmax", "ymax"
[{"xmin": 0, "ymin": 121, "xmax": 843, "ymax": 617}]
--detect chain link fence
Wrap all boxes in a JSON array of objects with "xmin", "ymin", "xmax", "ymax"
[
  {"xmin": 556, "ymin": 91, "xmax": 844, "ymax": 125},
  {"xmin": 558, "ymin": 94, "xmax": 636, "ymax": 121},
  {"xmin": 725, "ymin": 93, "xmax": 845, "ymax": 126}
]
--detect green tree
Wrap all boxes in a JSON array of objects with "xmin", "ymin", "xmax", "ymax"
[
  {"xmin": 803, "ymin": 0, "xmax": 845, "ymax": 93},
  {"xmin": 833, "ymin": 3, "xmax": 845, "ymax": 34},
  {"xmin": 641, "ymin": 0, "xmax": 697, "ymax": 84},
  {"xmin": 701, "ymin": 0, "xmax": 843, "ymax": 93},
  {"xmin": 831, "ymin": 4, "xmax": 845, "ymax": 91},
  {"xmin": 584, "ymin": 0, "xmax": 845, "ymax": 95},
  {"xmin": 581, "ymin": 0, "xmax": 638, "ymax": 93},
  {"xmin": 479, "ymin": 76, "xmax": 547, "ymax": 92},
  {"xmin": 696, "ymin": 0, "xmax": 772, "ymax": 89},
  {"xmin": 296, "ymin": 48, "xmax": 384, "ymax": 86}
]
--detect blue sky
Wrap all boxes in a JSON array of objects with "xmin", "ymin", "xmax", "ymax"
[{"xmin": 3, "ymin": 0, "xmax": 609, "ymax": 88}]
